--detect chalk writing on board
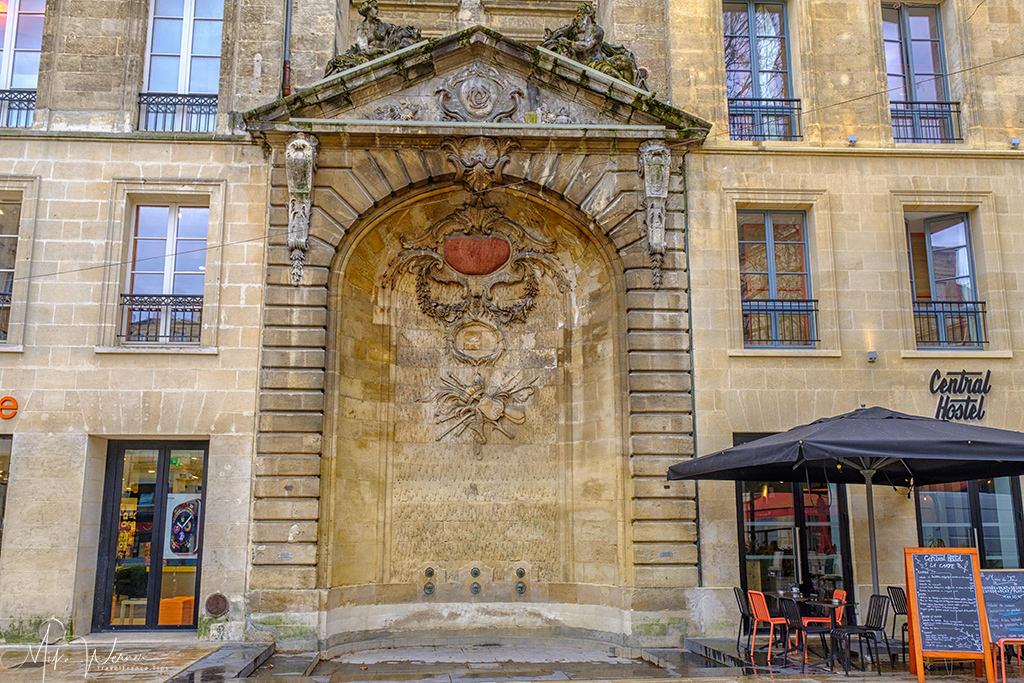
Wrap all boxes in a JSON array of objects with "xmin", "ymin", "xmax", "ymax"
[
  {"xmin": 913, "ymin": 552, "xmax": 984, "ymax": 653},
  {"xmin": 981, "ymin": 570, "xmax": 1024, "ymax": 641}
]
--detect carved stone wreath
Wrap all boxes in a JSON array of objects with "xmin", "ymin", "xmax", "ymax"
[{"xmin": 436, "ymin": 65, "xmax": 523, "ymax": 123}]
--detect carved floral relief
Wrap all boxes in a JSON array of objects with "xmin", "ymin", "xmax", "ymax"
[{"xmin": 436, "ymin": 65, "xmax": 523, "ymax": 123}]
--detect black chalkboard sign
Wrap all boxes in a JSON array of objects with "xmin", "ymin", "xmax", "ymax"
[
  {"xmin": 981, "ymin": 570, "xmax": 1024, "ymax": 641},
  {"xmin": 911, "ymin": 552, "xmax": 985, "ymax": 653}
]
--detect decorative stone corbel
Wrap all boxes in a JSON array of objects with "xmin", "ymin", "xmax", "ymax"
[
  {"xmin": 285, "ymin": 133, "xmax": 319, "ymax": 286},
  {"xmin": 638, "ymin": 140, "xmax": 671, "ymax": 288}
]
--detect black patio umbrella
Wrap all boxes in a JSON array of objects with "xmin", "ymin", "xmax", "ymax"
[{"xmin": 667, "ymin": 406, "xmax": 1024, "ymax": 595}]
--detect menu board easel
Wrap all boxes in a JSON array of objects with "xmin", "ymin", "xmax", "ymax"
[{"xmin": 905, "ymin": 548, "xmax": 993, "ymax": 683}]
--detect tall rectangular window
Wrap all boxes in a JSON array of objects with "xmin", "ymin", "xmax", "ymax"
[
  {"xmin": 723, "ymin": 1, "xmax": 800, "ymax": 141},
  {"xmin": 139, "ymin": 0, "xmax": 223, "ymax": 132},
  {"xmin": 907, "ymin": 211, "xmax": 985, "ymax": 348},
  {"xmin": 121, "ymin": 204, "xmax": 207, "ymax": 343},
  {"xmin": 738, "ymin": 210, "xmax": 817, "ymax": 346},
  {"xmin": 883, "ymin": 3, "xmax": 960, "ymax": 142},
  {"xmin": 0, "ymin": 0, "xmax": 44, "ymax": 127},
  {"xmin": 0, "ymin": 201, "xmax": 19, "ymax": 342}
]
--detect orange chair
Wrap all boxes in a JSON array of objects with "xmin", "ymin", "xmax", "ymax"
[
  {"xmin": 748, "ymin": 590, "xmax": 787, "ymax": 664},
  {"xmin": 803, "ymin": 588, "xmax": 846, "ymax": 627}
]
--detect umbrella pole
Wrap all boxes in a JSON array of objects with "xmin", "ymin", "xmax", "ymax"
[{"xmin": 864, "ymin": 469, "xmax": 880, "ymax": 596}]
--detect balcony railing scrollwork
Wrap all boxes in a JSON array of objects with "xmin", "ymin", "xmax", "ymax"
[
  {"xmin": 120, "ymin": 294, "xmax": 203, "ymax": 344},
  {"xmin": 138, "ymin": 93, "xmax": 217, "ymax": 133},
  {"xmin": 0, "ymin": 90, "xmax": 35, "ymax": 128},
  {"xmin": 890, "ymin": 101, "xmax": 962, "ymax": 143},
  {"xmin": 742, "ymin": 298, "xmax": 818, "ymax": 347},
  {"xmin": 728, "ymin": 98, "xmax": 803, "ymax": 141},
  {"xmin": 913, "ymin": 300, "xmax": 987, "ymax": 348}
]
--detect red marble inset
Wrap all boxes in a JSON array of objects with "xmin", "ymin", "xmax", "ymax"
[{"xmin": 444, "ymin": 235, "xmax": 511, "ymax": 275}]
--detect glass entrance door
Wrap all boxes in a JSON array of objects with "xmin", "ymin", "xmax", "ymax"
[
  {"xmin": 738, "ymin": 480, "xmax": 853, "ymax": 599},
  {"xmin": 917, "ymin": 477, "xmax": 1024, "ymax": 569},
  {"xmin": 94, "ymin": 441, "xmax": 207, "ymax": 630}
]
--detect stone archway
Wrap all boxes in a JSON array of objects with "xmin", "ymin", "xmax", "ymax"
[{"xmin": 248, "ymin": 130, "xmax": 697, "ymax": 651}]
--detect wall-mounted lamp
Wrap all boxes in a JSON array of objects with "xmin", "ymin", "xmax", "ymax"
[
  {"xmin": 867, "ymin": 350, "xmax": 877, "ymax": 363},
  {"xmin": 848, "ymin": 134, "xmax": 858, "ymax": 146},
  {"xmin": 1012, "ymin": 137, "xmax": 1021, "ymax": 149}
]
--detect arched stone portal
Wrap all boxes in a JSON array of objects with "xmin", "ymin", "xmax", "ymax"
[{"xmin": 243, "ymin": 26, "xmax": 709, "ymax": 651}]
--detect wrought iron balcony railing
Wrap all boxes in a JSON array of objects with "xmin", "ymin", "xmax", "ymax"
[
  {"xmin": 138, "ymin": 93, "xmax": 217, "ymax": 133},
  {"xmin": 891, "ymin": 101, "xmax": 962, "ymax": 143},
  {"xmin": 913, "ymin": 300, "xmax": 987, "ymax": 348},
  {"xmin": 0, "ymin": 90, "xmax": 35, "ymax": 128},
  {"xmin": 728, "ymin": 98, "xmax": 802, "ymax": 141},
  {"xmin": 120, "ymin": 294, "xmax": 203, "ymax": 343},
  {"xmin": 742, "ymin": 298, "xmax": 818, "ymax": 347}
]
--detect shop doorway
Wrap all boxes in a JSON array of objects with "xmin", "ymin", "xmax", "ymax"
[
  {"xmin": 916, "ymin": 477, "xmax": 1024, "ymax": 569},
  {"xmin": 93, "ymin": 441, "xmax": 207, "ymax": 630}
]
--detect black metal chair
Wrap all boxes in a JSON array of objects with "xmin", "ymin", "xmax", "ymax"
[
  {"xmin": 779, "ymin": 597, "xmax": 833, "ymax": 672},
  {"xmin": 832, "ymin": 594, "xmax": 891, "ymax": 676},
  {"xmin": 734, "ymin": 586, "xmax": 754, "ymax": 653},
  {"xmin": 887, "ymin": 585, "xmax": 909, "ymax": 662}
]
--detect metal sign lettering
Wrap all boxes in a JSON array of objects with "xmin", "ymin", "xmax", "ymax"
[{"xmin": 929, "ymin": 369, "xmax": 991, "ymax": 421}]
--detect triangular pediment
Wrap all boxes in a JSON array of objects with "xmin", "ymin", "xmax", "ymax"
[{"xmin": 242, "ymin": 26, "xmax": 709, "ymax": 141}]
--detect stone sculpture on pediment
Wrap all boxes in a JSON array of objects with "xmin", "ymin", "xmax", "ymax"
[
  {"xmin": 325, "ymin": 0, "xmax": 423, "ymax": 76},
  {"xmin": 540, "ymin": 2, "xmax": 646, "ymax": 89},
  {"xmin": 436, "ymin": 65, "xmax": 523, "ymax": 123},
  {"xmin": 374, "ymin": 99, "xmax": 422, "ymax": 121}
]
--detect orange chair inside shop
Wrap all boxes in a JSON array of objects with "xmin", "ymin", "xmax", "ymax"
[
  {"xmin": 158, "ymin": 596, "xmax": 194, "ymax": 625},
  {"xmin": 748, "ymin": 590, "xmax": 787, "ymax": 664},
  {"xmin": 803, "ymin": 588, "xmax": 846, "ymax": 627}
]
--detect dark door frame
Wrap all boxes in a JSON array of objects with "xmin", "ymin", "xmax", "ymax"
[{"xmin": 92, "ymin": 439, "xmax": 209, "ymax": 631}]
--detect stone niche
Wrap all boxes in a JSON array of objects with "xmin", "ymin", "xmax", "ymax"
[{"xmin": 324, "ymin": 184, "xmax": 624, "ymax": 643}]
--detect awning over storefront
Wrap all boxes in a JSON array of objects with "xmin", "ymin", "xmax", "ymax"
[{"xmin": 668, "ymin": 406, "xmax": 1024, "ymax": 594}]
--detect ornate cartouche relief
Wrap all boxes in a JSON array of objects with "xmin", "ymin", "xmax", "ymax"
[
  {"xmin": 638, "ymin": 140, "xmax": 671, "ymax": 288},
  {"xmin": 382, "ymin": 200, "xmax": 567, "ymax": 448},
  {"xmin": 436, "ymin": 65, "xmax": 523, "ymax": 123},
  {"xmin": 440, "ymin": 137, "xmax": 519, "ymax": 194}
]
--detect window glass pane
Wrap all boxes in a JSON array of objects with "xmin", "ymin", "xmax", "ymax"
[
  {"xmin": 174, "ymin": 240, "xmax": 206, "ymax": 272},
  {"xmin": 158, "ymin": 450, "xmax": 204, "ymax": 626},
  {"xmin": 754, "ymin": 3, "xmax": 784, "ymax": 37},
  {"xmin": 775, "ymin": 273, "xmax": 808, "ymax": 298},
  {"xmin": 133, "ymin": 240, "xmax": 167, "ymax": 273},
  {"xmin": 0, "ymin": 13, "xmax": 7, "ymax": 51},
  {"xmin": 136, "ymin": 206, "xmax": 169, "ymax": 238},
  {"xmin": 913, "ymin": 77, "xmax": 940, "ymax": 101},
  {"xmin": 773, "ymin": 243, "xmax": 806, "ymax": 272},
  {"xmin": 885, "ymin": 42, "xmax": 905, "ymax": 77},
  {"xmin": 0, "ymin": 203, "xmax": 19, "ymax": 236},
  {"xmin": 742, "ymin": 481, "xmax": 798, "ymax": 595},
  {"xmin": 887, "ymin": 75, "xmax": 907, "ymax": 100},
  {"xmin": 908, "ymin": 7, "xmax": 939, "ymax": 40},
  {"xmin": 148, "ymin": 55, "xmax": 181, "ymax": 91},
  {"xmin": 911, "ymin": 40, "xmax": 941, "ymax": 75},
  {"xmin": 739, "ymin": 242, "xmax": 768, "ymax": 272},
  {"xmin": 726, "ymin": 70, "xmax": 753, "ymax": 99},
  {"xmin": 172, "ymin": 273, "xmax": 204, "ymax": 294},
  {"xmin": 724, "ymin": 37, "xmax": 751, "ymax": 70},
  {"xmin": 14, "ymin": 13, "xmax": 43, "ymax": 50},
  {"xmin": 803, "ymin": 483, "xmax": 846, "ymax": 595},
  {"xmin": 10, "ymin": 52, "xmax": 40, "ymax": 89},
  {"xmin": 194, "ymin": 0, "xmax": 224, "ymax": 19},
  {"xmin": 188, "ymin": 56, "xmax": 220, "ymax": 93},
  {"xmin": 919, "ymin": 483, "xmax": 972, "ymax": 548},
  {"xmin": 130, "ymin": 273, "xmax": 164, "ymax": 294},
  {"xmin": 0, "ymin": 238, "xmax": 15, "ymax": 272},
  {"xmin": 738, "ymin": 213, "xmax": 766, "ymax": 241},
  {"xmin": 758, "ymin": 71, "xmax": 787, "ymax": 100},
  {"xmin": 0, "ymin": 438, "xmax": 10, "ymax": 555},
  {"xmin": 20, "ymin": 0, "xmax": 45, "ymax": 11},
  {"xmin": 154, "ymin": 0, "xmax": 185, "ymax": 17},
  {"xmin": 741, "ymin": 273, "xmax": 770, "ymax": 300},
  {"xmin": 151, "ymin": 18, "xmax": 183, "ymax": 54},
  {"xmin": 979, "ymin": 478, "xmax": 1020, "ymax": 569},
  {"xmin": 772, "ymin": 216, "xmax": 805, "ymax": 242},
  {"xmin": 176, "ymin": 208, "xmax": 208, "ymax": 238},
  {"xmin": 723, "ymin": 3, "xmax": 749, "ymax": 34},
  {"xmin": 111, "ymin": 450, "xmax": 161, "ymax": 627},
  {"xmin": 0, "ymin": 271, "xmax": 14, "ymax": 294},
  {"xmin": 757, "ymin": 36, "xmax": 787, "ymax": 73},
  {"xmin": 191, "ymin": 20, "xmax": 222, "ymax": 56},
  {"xmin": 882, "ymin": 8, "xmax": 901, "ymax": 39}
]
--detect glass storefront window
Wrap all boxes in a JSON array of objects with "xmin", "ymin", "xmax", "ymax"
[
  {"xmin": 0, "ymin": 436, "xmax": 10, "ymax": 554},
  {"xmin": 918, "ymin": 477, "xmax": 1023, "ymax": 569}
]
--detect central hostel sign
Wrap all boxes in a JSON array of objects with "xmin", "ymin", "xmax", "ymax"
[{"xmin": 929, "ymin": 369, "xmax": 991, "ymax": 421}]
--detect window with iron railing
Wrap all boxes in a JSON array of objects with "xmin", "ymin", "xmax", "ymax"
[
  {"xmin": 0, "ymin": 0, "xmax": 44, "ymax": 128},
  {"xmin": 121, "ymin": 204, "xmax": 208, "ymax": 344},
  {"xmin": 139, "ymin": 0, "xmax": 223, "ymax": 132},
  {"xmin": 0, "ymin": 201, "xmax": 17, "ymax": 342},
  {"xmin": 723, "ymin": 1, "xmax": 801, "ymax": 141},
  {"xmin": 738, "ymin": 210, "xmax": 817, "ymax": 347},
  {"xmin": 907, "ymin": 212, "xmax": 985, "ymax": 349},
  {"xmin": 883, "ymin": 3, "xmax": 960, "ymax": 143}
]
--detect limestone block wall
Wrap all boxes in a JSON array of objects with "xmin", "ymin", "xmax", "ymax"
[
  {"xmin": 0, "ymin": 136, "xmax": 267, "ymax": 638},
  {"xmin": 250, "ymin": 132, "xmax": 697, "ymax": 648}
]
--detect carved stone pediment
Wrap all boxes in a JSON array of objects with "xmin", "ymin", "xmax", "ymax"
[{"xmin": 243, "ymin": 27, "xmax": 710, "ymax": 141}]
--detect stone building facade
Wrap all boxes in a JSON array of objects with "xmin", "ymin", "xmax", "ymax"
[{"xmin": 0, "ymin": 0, "xmax": 1020, "ymax": 654}]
